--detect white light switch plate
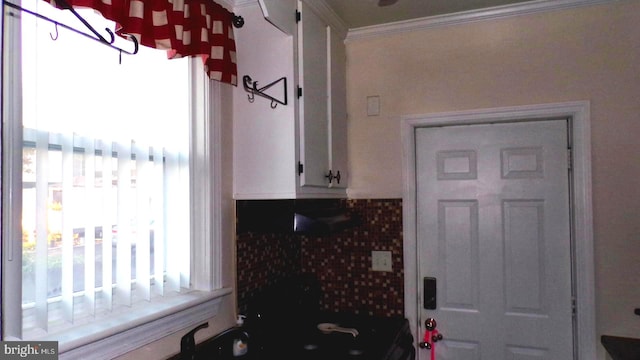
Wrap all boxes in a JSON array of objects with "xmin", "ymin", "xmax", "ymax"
[
  {"xmin": 367, "ymin": 96, "xmax": 380, "ymax": 116},
  {"xmin": 371, "ymin": 250, "xmax": 392, "ymax": 272}
]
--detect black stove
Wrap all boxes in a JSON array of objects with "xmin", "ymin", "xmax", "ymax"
[
  {"xmin": 253, "ymin": 312, "xmax": 414, "ymax": 360},
  {"xmin": 179, "ymin": 276, "xmax": 415, "ymax": 360},
  {"xmin": 243, "ymin": 276, "xmax": 415, "ymax": 360}
]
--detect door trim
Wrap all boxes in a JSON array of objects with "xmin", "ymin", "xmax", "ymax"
[{"xmin": 401, "ymin": 101, "xmax": 595, "ymax": 359}]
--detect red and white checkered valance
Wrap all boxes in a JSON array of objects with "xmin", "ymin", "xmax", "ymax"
[{"xmin": 47, "ymin": 0, "xmax": 238, "ymax": 85}]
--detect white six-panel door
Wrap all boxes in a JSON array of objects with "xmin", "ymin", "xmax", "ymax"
[{"xmin": 416, "ymin": 120, "xmax": 574, "ymax": 359}]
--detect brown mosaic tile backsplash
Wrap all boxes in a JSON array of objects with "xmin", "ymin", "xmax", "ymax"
[
  {"xmin": 235, "ymin": 231, "xmax": 301, "ymax": 312},
  {"xmin": 236, "ymin": 199, "xmax": 404, "ymax": 317}
]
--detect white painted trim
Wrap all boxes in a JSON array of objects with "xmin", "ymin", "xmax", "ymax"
[
  {"xmin": 232, "ymin": 0, "xmax": 617, "ymax": 43},
  {"xmin": 59, "ymin": 289, "xmax": 232, "ymax": 360},
  {"xmin": 210, "ymin": 81, "xmax": 225, "ymax": 290},
  {"xmin": 1, "ymin": 5, "xmax": 24, "ymax": 339},
  {"xmin": 301, "ymin": 0, "xmax": 348, "ymax": 39},
  {"xmin": 191, "ymin": 61, "xmax": 224, "ymax": 291},
  {"xmin": 347, "ymin": 0, "xmax": 617, "ymax": 41},
  {"xmin": 401, "ymin": 101, "xmax": 595, "ymax": 359}
]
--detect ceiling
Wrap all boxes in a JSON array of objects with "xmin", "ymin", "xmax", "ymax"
[{"xmin": 323, "ymin": 0, "xmax": 538, "ymax": 29}]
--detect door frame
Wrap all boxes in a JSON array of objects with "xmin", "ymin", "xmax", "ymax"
[{"xmin": 401, "ymin": 101, "xmax": 595, "ymax": 359}]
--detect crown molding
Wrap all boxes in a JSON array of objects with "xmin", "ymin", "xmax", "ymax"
[
  {"xmin": 346, "ymin": 0, "xmax": 617, "ymax": 42},
  {"xmin": 230, "ymin": 0, "xmax": 348, "ymax": 37},
  {"xmin": 301, "ymin": 0, "xmax": 348, "ymax": 38}
]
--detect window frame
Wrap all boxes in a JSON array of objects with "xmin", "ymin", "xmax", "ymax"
[{"xmin": 1, "ymin": 4, "xmax": 230, "ymax": 358}]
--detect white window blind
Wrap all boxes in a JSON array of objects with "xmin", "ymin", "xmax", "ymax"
[{"xmin": 21, "ymin": 129, "xmax": 190, "ymax": 336}]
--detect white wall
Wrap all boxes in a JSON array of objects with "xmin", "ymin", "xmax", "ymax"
[{"xmin": 345, "ymin": 1, "xmax": 640, "ymax": 358}]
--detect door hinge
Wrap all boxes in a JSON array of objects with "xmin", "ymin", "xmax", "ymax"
[
  {"xmin": 297, "ymin": 86, "xmax": 303, "ymax": 98},
  {"xmin": 567, "ymin": 148, "xmax": 573, "ymax": 170},
  {"xmin": 298, "ymin": 161, "xmax": 304, "ymax": 175},
  {"xmin": 295, "ymin": 10, "xmax": 301, "ymax": 23},
  {"xmin": 572, "ymin": 297, "xmax": 577, "ymax": 316}
]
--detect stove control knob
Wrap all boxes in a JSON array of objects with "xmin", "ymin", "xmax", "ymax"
[
  {"xmin": 432, "ymin": 333, "xmax": 443, "ymax": 342},
  {"xmin": 419, "ymin": 341, "xmax": 432, "ymax": 350}
]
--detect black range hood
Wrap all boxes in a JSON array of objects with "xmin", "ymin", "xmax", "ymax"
[{"xmin": 236, "ymin": 199, "xmax": 357, "ymax": 234}]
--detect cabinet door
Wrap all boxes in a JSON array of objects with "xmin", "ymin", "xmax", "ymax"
[
  {"xmin": 258, "ymin": 0, "xmax": 296, "ymax": 35},
  {"xmin": 298, "ymin": 1, "xmax": 330, "ymax": 188},
  {"xmin": 328, "ymin": 25, "xmax": 347, "ymax": 189}
]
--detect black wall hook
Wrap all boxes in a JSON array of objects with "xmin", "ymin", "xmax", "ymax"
[
  {"xmin": 4, "ymin": 1, "xmax": 139, "ymax": 59},
  {"xmin": 243, "ymin": 75, "xmax": 287, "ymax": 109},
  {"xmin": 50, "ymin": 22, "xmax": 59, "ymax": 40}
]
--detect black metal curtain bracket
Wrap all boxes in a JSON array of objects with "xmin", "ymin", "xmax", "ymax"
[
  {"xmin": 232, "ymin": 13, "xmax": 244, "ymax": 28},
  {"xmin": 3, "ymin": 0, "xmax": 139, "ymax": 57},
  {"xmin": 55, "ymin": 0, "xmax": 116, "ymax": 45},
  {"xmin": 243, "ymin": 75, "xmax": 287, "ymax": 109}
]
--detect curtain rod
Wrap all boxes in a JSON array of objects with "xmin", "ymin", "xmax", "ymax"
[
  {"xmin": 3, "ymin": 0, "xmax": 139, "ymax": 59},
  {"xmin": 3, "ymin": 0, "xmax": 244, "ymax": 55}
]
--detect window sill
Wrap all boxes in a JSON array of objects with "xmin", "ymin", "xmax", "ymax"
[{"xmin": 44, "ymin": 287, "xmax": 233, "ymax": 360}]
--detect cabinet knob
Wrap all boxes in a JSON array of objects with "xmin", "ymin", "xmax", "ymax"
[
  {"xmin": 326, "ymin": 170, "xmax": 334, "ymax": 183},
  {"xmin": 325, "ymin": 170, "xmax": 342, "ymax": 184}
]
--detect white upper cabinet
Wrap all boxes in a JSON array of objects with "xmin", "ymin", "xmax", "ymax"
[
  {"xmin": 328, "ymin": 23, "xmax": 348, "ymax": 190},
  {"xmin": 233, "ymin": 1, "xmax": 348, "ymax": 199},
  {"xmin": 258, "ymin": 0, "xmax": 296, "ymax": 35},
  {"xmin": 298, "ymin": 2, "xmax": 348, "ymax": 189},
  {"xmin": 298, "ymin": 1, "xmax": 329, "ymax": 188}
]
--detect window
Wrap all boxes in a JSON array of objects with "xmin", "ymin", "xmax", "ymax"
[{"xmin": 2, "ymin": 2, "xmax": 227, "ymax": 357}]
